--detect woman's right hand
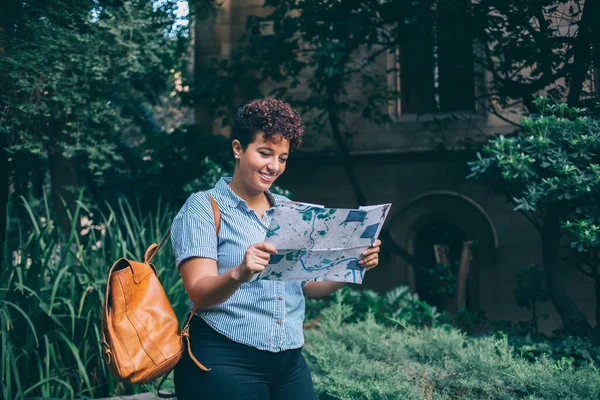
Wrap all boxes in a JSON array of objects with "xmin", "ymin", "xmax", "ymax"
[{"xmin": 233, "ymin": 242, "xmax": 278, "ymax": 283}]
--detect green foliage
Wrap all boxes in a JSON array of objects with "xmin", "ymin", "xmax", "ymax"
[
  {"xmin": 0, "ymin": 194, "xmax": 187, "ymax": 399},
  {"xmin": 306, "ymin": 285, "xmax": 450, "ymax": 328},
  {"xmin": 469, "ymin": 99, "xmax": 600, "ymax": 212},
  {"xmin": 1, "ymin": 0, "xmax": 183, "ymax": 179},
  {"xmin": 513, "ymin": 264, "xmax": 549, "ymax": 333},
  {"xmin": 469, "ymin": 99, "xmax": 600, "ymax": 211},
  {"xmin": 429, "ymin": 261, "xmax": 459, "ymax": 296},
  {"xmin": 514, "ymin": 265, "xmax": 549, "ymax": 310},
  {"xmin": 305, "ymin": 300, "xmax": 600, "ymax": 399},
  {"xmin": 508, "ymin": 334, "xmax": 600, "ymax": 369},
  {"xmin": 0, "ymin": 0, "xmax": 210, "ymax": 220},
  {"xmin": 130, "ymin": 124, "xmax": 233, "ymax": 205},
  {"xmin": 469, "ymin": 98, "xmax": 600, "ymax": 329}
]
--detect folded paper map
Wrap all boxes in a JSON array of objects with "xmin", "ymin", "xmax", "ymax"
[{"xmin": 251, "ymin": 201, "xmax": 392, "ymax": 284}]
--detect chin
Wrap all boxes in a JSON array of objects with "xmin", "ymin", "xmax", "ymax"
[{"xmin": 259, "ymin": 181, "xmax": 274, "ymax": 190}]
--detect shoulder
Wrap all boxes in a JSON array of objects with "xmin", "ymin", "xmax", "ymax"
[
  {"xmin": 171, "ymin": 191, "xmax": 219, "ymax": 242},
  {"xmin": 178, "ymin": 190, "xmax": 217, "ymax": 216},
  {"xmin": 172, "ymin": 190, "xmax": 220, "ymax": 230}
]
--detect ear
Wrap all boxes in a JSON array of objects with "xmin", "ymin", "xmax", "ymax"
[{"xmin": 232, "ymin": 140, "xmax": 242, "ymax": 159}]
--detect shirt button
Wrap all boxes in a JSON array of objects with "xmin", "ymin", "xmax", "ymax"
[
  {"xmin": 278, "ymin": 296, "xmax": 283, "ymax": 300},
  {"xmin": 277, "ymin": 320, "xmax": 282, "ymax": 325}
]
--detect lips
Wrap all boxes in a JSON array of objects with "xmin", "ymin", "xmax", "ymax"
[{"xmin": 259, "ymin": 171, "xmax": 276, "ymax": 183}]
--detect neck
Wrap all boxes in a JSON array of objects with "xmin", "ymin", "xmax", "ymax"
[{"xmin": 228, "ymin": 171, "xmax": 268, "ymax": 209}]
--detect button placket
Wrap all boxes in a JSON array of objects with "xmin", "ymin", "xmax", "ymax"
[{"xmin": 274, "ymin": 281, "xmax": 285, "ymax": 349}]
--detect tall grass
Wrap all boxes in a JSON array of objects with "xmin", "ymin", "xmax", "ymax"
[{"xmin": 0, "ymin": 193, "xmax": 186, "ymax": 399}]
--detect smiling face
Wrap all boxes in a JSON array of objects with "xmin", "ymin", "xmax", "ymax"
[{"xmin": 233, "ymin": 131, "xmax": 290, "ymax": 193}]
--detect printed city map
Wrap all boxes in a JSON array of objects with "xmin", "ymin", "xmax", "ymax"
[{"xmin": 251, "ymin": 201, "xmax": 392, "ymax": 284}]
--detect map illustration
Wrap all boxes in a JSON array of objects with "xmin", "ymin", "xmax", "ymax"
[{"xmin": 251, "ymin": 201, "xmax": 392, "ymax": 284}]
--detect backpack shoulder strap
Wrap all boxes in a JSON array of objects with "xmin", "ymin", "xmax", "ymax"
[{"xmin": 208, "ymin": 194, "xmax": 221, "ymax": 235}]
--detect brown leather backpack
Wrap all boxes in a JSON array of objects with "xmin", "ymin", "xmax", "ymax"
[{"xmin": 101, "ymin": 195, "xmax": 220, "ymax": 395}]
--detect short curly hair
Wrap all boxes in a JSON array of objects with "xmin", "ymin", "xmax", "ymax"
[{"xmin": 231, "ymin": 98, "xmax": 304, "ymax": 151}]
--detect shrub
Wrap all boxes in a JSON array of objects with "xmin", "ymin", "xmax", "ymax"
[
  {"xmin": 305, "ymin": 285, "xmax": 450, "ymax": 328},
  {"xmin": 305, "ymin": 299, "xmax": 600, "ymax": 399},
  {"xmin": 508, "ymin": 334, "xmax": 600, "ymax": 368}
]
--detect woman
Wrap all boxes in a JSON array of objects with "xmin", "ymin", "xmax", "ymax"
[{"xmin": 171, "ymin": 98, "xmax": 381, "ymax": 399}]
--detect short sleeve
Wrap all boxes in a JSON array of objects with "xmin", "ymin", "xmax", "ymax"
[{"xmin": 171, "ymin": 193, "xmax": 218, "ymax": 268}]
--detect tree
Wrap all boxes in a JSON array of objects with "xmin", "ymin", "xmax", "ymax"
[
  {"xmin": 0, "ymin": 0, "xmax": 182, "ymax": 238},
  {"xmin": 469, "ymin": 98, "xmax": 600, "ymax": 335}
]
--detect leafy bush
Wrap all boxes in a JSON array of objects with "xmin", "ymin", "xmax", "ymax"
[
  {"xmin": 305, "ymin": 286, "xmax": 449, "ymax": 328},
  {"xmin": 305, "ymin": 298, "xmax": 600, "ymax": 399},
  {"xmin": 507, "ymin": 334, "xmax": 600, "ymax": 368}
]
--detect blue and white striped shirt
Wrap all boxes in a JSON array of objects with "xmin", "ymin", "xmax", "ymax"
[{"xmin": 170, "ymin": 177, "xmax": 305, "ymax": 352}]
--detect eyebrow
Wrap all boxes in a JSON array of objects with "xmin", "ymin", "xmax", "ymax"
[{"xmin": 258, "ymin": 146, "xmax": 289, "ymax": 156}]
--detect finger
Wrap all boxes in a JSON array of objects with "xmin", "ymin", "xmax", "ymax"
[
  {"xmin": 359, "ymin": 255, "xmax": 378, "ymax": 265},
  {"xmin": 253, "ymin": 250, "xmax": 272, "ymax": 261},
  {"xmin": 364, "ymin": 257, "xmax": 379, "ymax": 267},
  {"xmin": 249, "ymin": 264, "xmax": 266, "ymax": 273},
  {"xmin": 254, "ymin": 242, "xmax": 278, "ymax": 254},
  {"xmin": 249, "ymin": 255, "xmax": 269, "ymax": 266},
  {"xmin": 365, "ymin": 261, "xmax": 378, "ymax": 270},
  {"xmin": 364, "ymin": 247, "xmax": 380, "ymax": 256},
  {"xmin": 361, "ymin": 247, "xmax": 380, "ymax": 257},
  {"xmin": 251, "ymin": 252, "xmax": 271, "ymax": 263},
  {"xmin": 371, "ymin": 239, "xmax": 382, "ymax": 248}
]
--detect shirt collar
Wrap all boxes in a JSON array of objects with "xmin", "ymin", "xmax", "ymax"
[{"xmin": 214, "ymin": 177, "xmax": 278, "ymax": 209}]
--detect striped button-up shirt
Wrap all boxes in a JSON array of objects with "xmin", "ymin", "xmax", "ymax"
[{"xmin": 170, "ymin": 177, "xmax": 305, "ymax": 352}]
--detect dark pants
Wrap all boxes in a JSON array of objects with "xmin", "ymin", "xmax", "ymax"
[{"xmin": 174, "ymin": 317, "xmax": 316, "ymax": 400}]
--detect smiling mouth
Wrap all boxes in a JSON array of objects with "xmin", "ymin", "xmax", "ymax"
[{"xmin": 259, "ymin": 172, "xmax": 275, "ymax": 181}]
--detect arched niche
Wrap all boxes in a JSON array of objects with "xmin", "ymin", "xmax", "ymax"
[{"xmin": 388, "ymin": 191, "xmax": 498, "ymax": 311}]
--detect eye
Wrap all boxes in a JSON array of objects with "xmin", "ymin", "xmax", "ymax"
[
  {"xmin": 279, "ymin": 157, "xmax": 288, "ymax": 163},
  {"xmin": 259, "ymin": 151, "xmax": 270, "ymax": 157}
]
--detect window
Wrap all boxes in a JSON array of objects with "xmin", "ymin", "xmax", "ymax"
[{"xmin": 394, "ymin": 0, "xmax": 475, "ymax": 116}]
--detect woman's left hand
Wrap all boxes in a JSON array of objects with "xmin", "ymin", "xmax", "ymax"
[{"xmin": 359, "ymin": 239, "xmax": 381, "ymax": 270}]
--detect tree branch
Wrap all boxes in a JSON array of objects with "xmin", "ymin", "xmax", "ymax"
[
  {"xmin": 475, "ymin": 97, "xmax": 523, "ymax": 128},
  {"xmin": 567, "ymin": 0, "xmax": 597, "ymax": 105}
]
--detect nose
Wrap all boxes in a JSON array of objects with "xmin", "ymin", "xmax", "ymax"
[{"xmin": 267, "ymin": 159, "xmax": 279, "ymax": 173}]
